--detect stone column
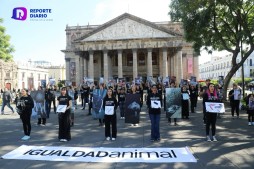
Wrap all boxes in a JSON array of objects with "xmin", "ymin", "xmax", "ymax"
[
  {"xmin": 132, "ymin": 49, "xmax": 138, "ymax": 79},
  {"xmin": 103, "ymin": 50, "xmax": 109, "ymax": 81},
  {"xmin": 193, "ymin": 55, "xmax": 199, "ymax": 78},
  {"xmin": 162, "ymin": 48, "xmax": 168, "ymax": 78},
  {"xmin": 118, "ymin": 50, "xmax": 123, "ymax": 78},
  {"xmin": 88, "ymin": 50, "xmax": 94, "ymax": 79},
  {"xmin": 176, "ymin": 49, "xmax": 183, "ymax": 83},
  {"xmin": 83, "ymin": 54, "xmax": 88, "ymax": 78},
  {"xmin": 147, "ymin": 48, "xmax": 153, "ymax": 77},
  {"xmin": 65, "ymin": 58, "xmax": 71, "ymax": 81}
]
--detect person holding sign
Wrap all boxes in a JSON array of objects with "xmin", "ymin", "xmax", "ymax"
[
  {"xmin": 147, "ymin": 84, "xmax": 162, "ymax": 142},
  {"xmin": 181, "ymin": 85, "xmax": 190, "ymax": 119},
  {"xmin": 56, "ymin": 87, "xmax": 72, "ymax": 142},
  {"xmin": 103, "ymin": 88, "xmax": 118, "ymax": 141},
  {"xmin": 203, "ymin": 83, "xmax": 220, "ymax": 142}
]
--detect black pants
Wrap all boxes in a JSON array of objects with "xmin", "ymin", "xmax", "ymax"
[
  {"xmin": 206, "ymin": 113, "xmax": 217, "ymax": 136},
  {"xmin": 248, "ymin": 114, "xmax": 254, "ymax": 122},
  {"xmin": 203, "ymin": 102, "xmax": 207, "ymax": 124},
  {"xmin": 231, "ymin": 100, "xmax": 240, "ymax": 117},
  {"xmin": 49, "ymin": 100, "xmax": 56, "ymax": 113},
  {"xmin": 37, "ymin": 118, "xmax": 46, "ymax": 125},
  {"xmin": 20, "ymin": 112, "xmax": 32, "ymax": 136},
  {"xmin": 58, "ymin": 111, "xmax": 71, "ymax": 140},
  {"xmin": 104, "ymin": 114, "xmax": 117, "ymax": 138},
  {"xmin": 190, "ymin": 98, "xmax": 197, "ymax": 113}
]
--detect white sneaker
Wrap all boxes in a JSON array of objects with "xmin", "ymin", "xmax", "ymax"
[
  {"xmin": 252, "ymin": 122, "xmax": 254, "ymax": 125},
  {"xmin": 212, "ymin": 136, "xmax": 217, "ymax": 142},
  {"xmin": 106, "ymin": 137, "xmax": 110, "ymax": 141},
  {"xmin": 207, "ymin": 136, "xmax": 211, "ymax": 142},
  {"xmin": 21, "ymin": 136, "xmax": 27, "ymax": 140},
  {"xmin": 248, "ymin": 122, "xmax": 252, "ymax": 126},
  {"xmin": 22, "ymin": 136, "xmax": 30, "ymax": 140},
  {"xmin": 112, "ymin": 138, "xmax": 116, "ymax": 141}
]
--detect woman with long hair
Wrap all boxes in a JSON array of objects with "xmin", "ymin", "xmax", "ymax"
[
  {"xmin": 16, "ymin": 89, "xmax": 34, "ymax": 141},
  {"xmin": 203, "ymin": 83, "xmax": 220, "ymax": 142},
  {"xmin": 57, "ymin": 87, "xmax": 72, "ymax": 142},
  {"xmin": 103, "ymin": 87, "xmax": 118, "ymax": 141}
]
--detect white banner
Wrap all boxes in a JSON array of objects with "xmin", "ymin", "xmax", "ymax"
[
  {"xmin": 2, "ymin": 145, "xmax": 197, "ymax": 163},
  {"xmin": 205, "ymin": 102, "xmax": 225, "ymax": 113}
]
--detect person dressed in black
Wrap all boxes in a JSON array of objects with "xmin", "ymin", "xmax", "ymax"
[
  {"xmin": 189, "ymin": 84, "xmax": 198, "ymax": 113},
  {"xmin": 103, "ymin": 88, "xmax": 118, "ymax": 141},
  {"xmin": 117, "ymin": 87, "xmax": 126, "ymax": 119},
  {"xmin": 49, "ymin": 86, "xmax": 57, "ymax": 114},
  {"xmin": 57, "ymin": 87, "xmax": 72, "ymax": 142},
  {"xmin": 147, "ymin": 84, "xmax": 162, "ymax": 142},
  {"xmin": 88, "ymin": 85, "xmax": 94, "ymax": 115},
  {"xmin": 228, "ymin": 83, "xmax": 241, "ymax": 118},
  {"xmin": 16, "ymin": 88, "xmax": 34, "ymax": 141},
  {"xmin": 203, "ymin": 83, "xmax": 220, "ymax": 142},
  {"xmin": 81, "ymin": 84, "xmax": 90, "ymax": 110},
  {"xmin": 181, "ymin": 85, "xmax": 190, "ymax": 119},
  {"xmin": 200, "ymin": 79, "xmax": 211, "ymax": 124}
]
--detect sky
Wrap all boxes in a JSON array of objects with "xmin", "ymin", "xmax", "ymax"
[{"xmin": 0, "ymin": 0, "xmax": 219, "ymax": 65}]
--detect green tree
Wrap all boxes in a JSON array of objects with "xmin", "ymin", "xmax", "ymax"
[
  {"xmin": 169, "ymin": 0, "xmax": 254, "ymax": 99},
  {"xmin": 0, "ymin": 18, "xmax": 14, "ymax": 61}
]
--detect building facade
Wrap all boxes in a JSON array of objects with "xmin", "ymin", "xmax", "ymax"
[
  {"xmin": 0, "ymin": 60, "xmax": 18, "ymax": 90},
  {"xmin": 199, "ymin": 51, "xmax": 254, "ymax": 80},
  {"xmin": 48, "ymin": 65, "xmax": 66, "ymax": 82},
  {"xmin": 16, "ymin": 61, "xmax": 49, "ymax": 90},
  {"xmin": 62, "ymin": 13, "xmax": 198, "ymax": 86}
]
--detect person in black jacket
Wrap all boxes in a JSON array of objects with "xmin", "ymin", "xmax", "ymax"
[
  {"xmin": 117, "ymin": 87, "xmax": 126, "ymax": 119},
  {"xmin": 203, "ymin": 83, "xmax": 220, "ymax": 142},
  {"xmin": 189, "ymin": 84, "xmax": 198, "ymax": 113},
  {"xmin": 103, "ymin": 88, "xmax": 118, "ymax": 141},
  {"xmin": 16, "ymin": 88, "xmax": 34, "ymax": 141},
  {"xmin": 146, "ymin": 84, "xmax": 162, "ymax": 142}
]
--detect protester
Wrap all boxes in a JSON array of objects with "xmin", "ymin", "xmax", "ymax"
[
  {"xmin": 245, "ymin": 94, "xmax": 254, "ymax": 126},
  {"xmin": 147, "ymin": 84, "xmax": 162, "ymax": 142},
  {"xmin": 57, "ymin": 87, "xmax": 72, "ymax": 142},
  {"xmin": 181, "ymin": 85, "xmax": 190, "ymax": 119},
  {"xmin": 16, "ymin": 89, "xmax": 34, "ymax": 141},
  {"xmin": 80, "ymin": 84, "xmax": 90, "ymax": 110},
  {"xmin": 167, "ymin": 81, "xmax": 178, "ymax": 126},
  {"xmin": 189, "ymin": 84, "xmax": 198, "ymax": 113},
  {"xmin": 44, "ymin": 87, "xmax": 51, "ymax": 118},
  {"xmin": 129, "ymin": 85, "xmax": 141, "ymax": 126},
  {"xmin": 103, "ymin": 88, "xmax": 118, "ymax": 141},
  {"xmin": 48, "ymin": 86, "xmax": 57, "ymax": 114},
  {"xmin": 199, "ymin": 79, "xmax": 211, "ymax": 124},
  {"xmin": 118, "ymin": 87, "xmax": 126, "ymax": 119},
  {"xmin": 1, "ymin": 88, "xmax": 14, "ymax": 115},
  {"xmin": 203, "ymin": 83, "xmax": 220, "ymax": 142},
  {"xmin": 36, "ymin": 86, "xmax": 47, "ymax": 126},
  {"xmin": 88, "ymin": 85, "xmax": 94, "ymax": 115},
  {"xmin": 228, "ymin": 83, "xmax": 241, "ymax": 118}
]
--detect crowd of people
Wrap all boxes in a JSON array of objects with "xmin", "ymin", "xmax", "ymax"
[{"xmin": 0, "ymin": 77, "xmax": 252, "ymax": 143}]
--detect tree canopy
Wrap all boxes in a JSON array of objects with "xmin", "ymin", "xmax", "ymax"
[
  {"xmin": 169, "ymin": 0, "xmax": 254, "ymax": 98},
  {"xmin": 0, "ymin": 18, "xmax": 14, "ymax": 61}
]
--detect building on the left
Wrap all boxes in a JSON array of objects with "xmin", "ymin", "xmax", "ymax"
[
  {"xmin": 0, "ymin": 60, "xmax": 18, "ymax": 91},
  {"xmin": 0, "ymin": 59, "xmax": 66, "ymax": 91}
]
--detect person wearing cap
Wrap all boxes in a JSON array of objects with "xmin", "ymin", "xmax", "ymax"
[{"xmin": 147, "ymin": 84, "xmax": 162, "ymax": 142}]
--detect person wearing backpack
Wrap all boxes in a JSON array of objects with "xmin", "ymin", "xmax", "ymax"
[{"xmin": 16, "ymin": 88, "xmax": 34, "ymax": 141}]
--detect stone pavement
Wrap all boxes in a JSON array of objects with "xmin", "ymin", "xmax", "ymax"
[{"xmin": 0, "ymin": 99, "xmax": 254, "ymax": 169}]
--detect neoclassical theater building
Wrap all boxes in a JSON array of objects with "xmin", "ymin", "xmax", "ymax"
[{"xmin": 62, "ymin": 13, "xmax": 199, "ymax": 86}]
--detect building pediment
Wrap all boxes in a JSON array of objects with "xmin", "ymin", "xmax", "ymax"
[{"xmin": 76, "ymin": 13, "xmax": 181, "ymax": 42}]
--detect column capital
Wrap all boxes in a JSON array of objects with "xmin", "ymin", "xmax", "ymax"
[
  {"xmin": 117, "ymin": 49, "xmax": 123, "ymax": 53},
  {"xmin": 65, "ymin": 58, "xmax": 71, "ymax": 62},
  {"xmin": 89, "ymin": 50, "xmax": 94, "ymax": 55},
  {"xmin": 147, "ymin": 48, "xmax": 153, "ymax": 52},
  {"xmin": 103, "ymin": 50, "xmax": 108, "ymax": 54},
  {"xmin": 162, "ymin": 47, "xmax": 167, "ymax": 52},
  {"xmin": 132, "ymin": 48, "xmax": 137, "ymax": 53}
]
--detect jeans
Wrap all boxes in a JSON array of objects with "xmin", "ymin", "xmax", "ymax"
[
  {"xmin": 1, "ymin": 101, "xmax": 14, "ymax": 113},
  {"xmin": 149, "ymin": 113, "xmax": 160, "ymax": 140}
]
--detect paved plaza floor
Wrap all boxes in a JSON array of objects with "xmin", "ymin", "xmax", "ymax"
[{"xmin": 0, "ymin": 99, "xmax": 254, "ymax": 169}]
